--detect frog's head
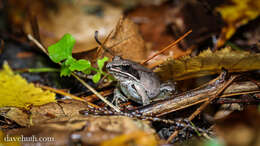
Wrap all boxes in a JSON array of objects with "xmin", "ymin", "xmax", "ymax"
[{"xmin": 106, "ymin": 56, "xmax": 140, "ymax": 82}]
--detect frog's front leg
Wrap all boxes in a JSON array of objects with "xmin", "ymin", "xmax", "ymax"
[{"xmin": 113, "ymin": 87, "xmax": 128, "ymax": 107}]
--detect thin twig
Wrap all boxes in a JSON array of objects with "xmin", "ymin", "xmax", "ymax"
[
  {"xmin": 72, "ymin": 73, "xmax": 120, "ymax": 112},
  {"xmin": 189, "ymin": 75, "xmax": 238, "ymax": 120},
  {"xmin": 29, "ymin": 12, "xmax": 42, "ymax": 45},
  {"xmin": 27, "ymin": 34, "xmax": 48, "ymax": 55},
  {"xmin": 0, "ymin": 39, "xmax": 4, "ymax": 54},
  {"xmin": 95, "ymin": 30, "xmax": 115, "ymax": 56},
  {"xmin": 37, "ymin": 84, "xmax": 100, "ymax": 108},
  {"xmin": 166, "ymin": 75, "xmax": 238, "ymax": 143},
  {"xmin": 141, "ymin": 30, "xmax": 192, "ymax": 64},
  {"xmin": 83, "ymin": 89, "xmax": 113, "ymax": 102}
]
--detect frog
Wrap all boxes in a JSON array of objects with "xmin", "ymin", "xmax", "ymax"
[{"xmin": 106, "ymin": 56, "xmax": 177, "ymax": 106}]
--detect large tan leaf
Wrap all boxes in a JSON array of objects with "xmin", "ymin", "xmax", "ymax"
[
  {"xmin": 155, "ymin": 47, "xmax": 260, "ymax": 81},
  {"xmin": 99, "ymin": 18, "xmax": 148, "ymax": 63},
  {"xmin": 23, "ymin": 1, "xmax": 122, "ymax": 53}
]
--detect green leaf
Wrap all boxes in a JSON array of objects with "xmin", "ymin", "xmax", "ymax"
[
  {"xmin": 69, "ymin": 59, "xmax": 91, "ymax": 71},
  {"xmin": 60, "ymin": 64, "xmax": 72, "ymax": 77},
  {"xmin": 92, "ymin": 73, "xmax": 101, "ymax": 83},
  {"xmin": 47, "ymin": 34, "xmax": 76, "ymax": 63},
  {"xmin": 65, "ymin": 56, "xmax": 76, "ymax": 66},
  {"xmin": 97, "ymin": 57, "xmax": 108, "ymax": 71},
  {"xmin": 82, "ymin": 68, "xmax": 91, "ymax": 74}
]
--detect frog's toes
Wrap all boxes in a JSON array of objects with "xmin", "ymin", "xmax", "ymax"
[
  {"xmin": 113, "ymin": 96, "xmax": 128, "ymax": 107},
  {"xmin": 112, "ymin": 88, "xmax": 128, "ymax": 106},
  {"xmin": 160, "ymin": 81, "xmax": 177, "ymax": 93}
]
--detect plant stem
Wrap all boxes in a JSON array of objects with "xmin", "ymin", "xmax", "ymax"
[{"xmin": 28, "ymin": 68, "xmax": 59, "ymax": 73}]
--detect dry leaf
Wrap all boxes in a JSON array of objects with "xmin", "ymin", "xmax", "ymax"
[
  {"xmin": 216, "ymin": 0, "xmax": 260, "ymax": 47},
  {"xmin": 155, "ymin": 47, "xmax": 260, "ymax": 81},
  {"xmin": 100, "ymin": 18, "xmax": 148, "ymax": 62},
  {"xmin": 23, "ymin": 1, "xmax": 122, "ymax": 53},
  {"xmin": 0, "ymin": 100, "xmax": 90, "ymax": 127},
  {"xmin": 0, "ymin": 62, "xmax": 56, "ymax": 109},
  {"xmin": 127, "ymin": 4, "xmax": 177, "ymax": 51},
  {"xmin": 4, "ymin": 116, "xmax": 155, "ymax": 145},
  {"xmin": 72, "ymin": 116, "xmax": 155, "ymax": 145},
  {"xmin": 128, "ymin": 1, "xmax": 221, "ymax": 50},
  {"xmin": 215, "ymin": 107, "xmax": 260, "ymax": 146}
]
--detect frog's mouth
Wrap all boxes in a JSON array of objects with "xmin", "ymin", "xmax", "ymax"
[{"xmin": 108, "ymin": 66, "xmax": 139, "ymax": 82}]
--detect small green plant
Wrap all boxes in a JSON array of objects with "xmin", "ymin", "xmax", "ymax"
[{"xmin": 47, "ymin": 33, "xmax": 108, "ymax": 83}]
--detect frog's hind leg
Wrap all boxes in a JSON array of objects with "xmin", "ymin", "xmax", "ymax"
[
  {"xmin": 133, "ymin": 84, "xmax": 150, "ymax": 105},
  {"xmin": 157, "ymin": 81, "xmax": 178, "ymax": 100},
  {"xmin": 112, "ymin": 88, "xmax": 128, "ymax": 107}
]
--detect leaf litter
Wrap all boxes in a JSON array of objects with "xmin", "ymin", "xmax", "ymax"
[{"xmin": 2, "ymin": 1, "xmax": 260, "ymax": 146}]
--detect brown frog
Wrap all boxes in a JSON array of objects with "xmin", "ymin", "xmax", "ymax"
[{"xmin": 106, "ymin": 56, "xmax": 176, "ymax": 106}]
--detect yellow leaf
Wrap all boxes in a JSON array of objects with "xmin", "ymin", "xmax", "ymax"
[
  {"xmin": 155, "ymin": 47, "xmax": 260, "ymax": 81},
  {"xmin": 0, "ymin": 62, "xmax": 56, "ymax": 109},
  {"xmin": 216, "ymin": 0, "xmax": 260, "ymax": 47}
]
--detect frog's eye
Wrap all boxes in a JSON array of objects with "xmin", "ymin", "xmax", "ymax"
[
  {"xmin": 121, "ymin": 65, "xmax": 129, "ymax": 71},
  {"xmin": 113, "ymin": 56, "xmax": 122, "ymax": 61}
]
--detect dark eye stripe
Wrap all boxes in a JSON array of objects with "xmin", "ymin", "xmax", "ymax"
[{"xmin": 122, "ymin": 65, "xmax": 140, "ymax": 80}]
